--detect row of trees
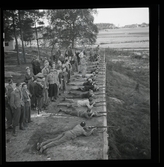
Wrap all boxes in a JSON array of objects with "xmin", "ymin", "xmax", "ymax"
[
  {"xmin": 4, "ymin": 10, "xmax": 45, "ymax": 64},
  {"xmin": 3, "ymin": 9, "xmax": 99, "ymax": 65}
]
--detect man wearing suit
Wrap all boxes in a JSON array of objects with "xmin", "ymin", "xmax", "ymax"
[{"xmin": 10, "ymin": 82, "xmax": 25, "ymax": 136}]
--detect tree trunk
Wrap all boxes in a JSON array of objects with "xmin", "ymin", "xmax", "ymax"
[
  {"xmin": 12, "ymin": 10, "xmax": 20, "ymax": 65},
  {"xmin": 35, "ymin": 21, "xmax": 40, "ymax": 60},
  {"xmin": 51, "ymin": 44, "xmax": 55, "ymax": 56},
  {"xmin": 18, "ymin": 10, "xmax": 26, "ymax": 63},
  {"xmin": 72, "ymin": 38, "xmax": 74, "ymax": 49},
  {"xmin": 30, "ymin": 40, "xmax": 32, "ymax": 48}
]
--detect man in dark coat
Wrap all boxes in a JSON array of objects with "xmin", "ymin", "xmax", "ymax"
[
  {"xmin": 5, "ymin": 75, "xmax": 14, "ymax": 129},
  {"xmin": 34, "ymin": 73, "xmax": 44, "ymax": 114},
  {"xmin": 24, "ymin": 67, "xmax": 33, "ymax": 85},
  {"xmin": 28, "ymin": 76, "xmax": 37, "ymax": 110},
  {"xmin": 5, "ymin": 87, "xmax": 13, "ymax": 129},
  {"xmin": 22, "ymin": 83, "xmax": 32, "ymax": 123},
  {"xmin": 65, "ymin": 45, "xmax": 74, "ymax": 58},
  {"xmin": 31, "ymin": 55, "xmax": 41, "ymax": 75}
]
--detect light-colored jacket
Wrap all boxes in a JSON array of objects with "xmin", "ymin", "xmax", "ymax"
[{"xmin": 47, "ymin": 71, "xmax": 59, "ymax": 85}]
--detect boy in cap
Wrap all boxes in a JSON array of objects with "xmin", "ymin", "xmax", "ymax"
[
  {"xmin": 10, "ymin": 82, "xmax": 25, "ymax": 136},
  {"xmin": 5, "ymin": 74, "xmax": 15, "ymax": 129},
  {"xmin": 37, "ymin": 121, "xmax": 96, "ymax": 153},
  {"xmin": 34, "ymin": 73, "xmax": 44, "ymax": 114},
  {"xmin": 5, "ymin": 87, "xmax": 13, "ymax": 129},
  {"xmin": 5, "ymin": 74, "xmax": 15, "ymax": 99},
  {"xmin": 42, "ymin": 60, "xmax": 50, "ymax": 109},
  {"xmin": 24, "ymin": 67, "xmax": 33, "ymax": 87},
  {"xmin": 31, "ymin": 55, "xmax": 41, "ymax": 75},
  {"xmin": 22, "ymin": 82, "xmax": 32, "ymax": 123},
  {"xmin": 58, "ymin": 108, "xmax": 106, "ymax": 119}
]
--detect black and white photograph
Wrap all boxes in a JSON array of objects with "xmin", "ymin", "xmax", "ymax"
[{"xmin": 2, "ymin": 7, "xmax": 157, "ymax": 162}]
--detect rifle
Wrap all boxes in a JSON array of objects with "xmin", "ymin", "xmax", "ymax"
[
  {"xmin": 94, "ymin": 104, "xmax": 106, "ymax": 107},
  {"xmin": 94, "ymin": 92, "xmax": 106, "ymax": 95},
  {"xmin": 88, "ymin": 126, "xmax": 115, "ymax": 129},
  {"xmin": 68, "ymin": 83, "xmax": 83, "ymax": 86},
  {"xmin": 95, "ymin": 101, "xmax": 106, "ymax": 104},
  {"xmin": 95, "ymin": 83, "xmax": 105, "ymax": 85},
  {"xmin": 99, "ymin": 86, "xmax": 106, "ymax": 89},
  {"xmin": 97, "ymin": 111, "xmax": 107, "ymax": 113}
]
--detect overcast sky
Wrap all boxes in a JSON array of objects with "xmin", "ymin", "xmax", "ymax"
[{"xmin": 93, "ymin": 8, "xmax": 149, "ymax": 26}]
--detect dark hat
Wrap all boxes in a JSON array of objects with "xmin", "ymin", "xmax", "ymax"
[
  {"xmin": 22, "ymin": 82, "xmax": 27, "ymax": 87},
  {"xmin": 16, "ymin": 82, "xmax": 21, "ymax": 87},
  {"xmin": 80, "ymin": 121, "xmax": 86, "ymax": 127},
  {"xmin": 89, "ymin": 97, "xmax": 93, "ymax": 102},
  {"xmin": 26, "ymin": 66, "xmax": 30, "ymax": 70}
]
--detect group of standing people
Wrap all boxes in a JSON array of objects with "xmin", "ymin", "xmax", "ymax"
[
  {"xmin": 5, "ymin": 76, "xmax": 32, "ymax": 136},
  {"xmin": 5, "ymin": 45, "xmax": 99, "ymax": 137}
]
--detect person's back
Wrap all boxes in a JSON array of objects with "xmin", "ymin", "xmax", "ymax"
[
  {"xmin": 34, "ymin": 82, "xmax": 43, "ymax": 98},
  {"xmin": 69, "ymin": 124, "xmax": 86, "ymax": 138},
  {"xmin": 76, "ymin": 99, "xmax": 89, "ymax": 107}
]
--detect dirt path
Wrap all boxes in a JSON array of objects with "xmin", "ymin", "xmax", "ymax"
[{"xmin": 6, "ymin": 52, "xmax": 107, "ymax": 161}]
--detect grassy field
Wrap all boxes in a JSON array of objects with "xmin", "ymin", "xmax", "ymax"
[
  {"xmin": 103, "ymin": 47, "xmax": 150, "ymax": 159},
  {"xmin": 96, "ymin": 27, "xmax": 149, "ymax": 49}
]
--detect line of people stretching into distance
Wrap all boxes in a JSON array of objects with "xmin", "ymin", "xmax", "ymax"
[{"xmin": 5, "ymin": 44, "xmax": 106, "ymax": 151}]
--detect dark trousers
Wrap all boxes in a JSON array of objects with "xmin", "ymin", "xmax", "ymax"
[
  {"xmin": 48, "ymin": 84, "xmax": 58, "ymax": 98},
  {"xmin": 67, "ymin": 70, "xmax": 71, "ymax": 82},
  {"xmin": 31, "ymin": 95, "xmax": 37, "ymax": 108},
  {"xmin": 5, "ymin": 106, "xmax": 13, "ymax": 128},
  {"xmin": 19, "ymin": 105, "xmax": 25, "ymax": 124},
  {"xmin": 12, "ymin": 107, "xmax": 21, "ymax": 127},
  {"xmin": 36, "ymin": 97, "xmax": 43, "ymax": 111},
  {"xmin": 58, "ymin": 73, "xmax": 62, "ymax": 84},
  {"xmin": 61, "ymin": 79, "xmax": 66, "ymax": 91},
  {"xmin": 24, "ymin": 101, "xmax": 31, "ymax": 123},
  {"xmin": 54, "ymin": 83, "xmax": 58, "ymax": 98},
  {"xmin": 33, "ymin": 66, "xmax": 41, "ymax": 75}
]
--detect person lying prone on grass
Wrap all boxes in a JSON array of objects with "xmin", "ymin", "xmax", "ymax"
[
  {"xmin": 37, "ymin": 121, "xmax": 97, "ymax": 153},
  {"xmin": 60, "ymin": 97, "xmax": 95, "ymax": 109},
  {"xmin": 58, "ymin": 107, "xmax": 106, "ymax": 119},
  {"xmin": 70, "ymin": 83, "xmax": 99, "ymax": 92},
  {"xmin": 68, "ymin": 89, "xmax": 95, "ymax": 99}
]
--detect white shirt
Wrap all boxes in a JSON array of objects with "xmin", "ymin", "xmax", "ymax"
[{"xmin": 77, "ymin": 99, "xmax": 90, "ymax": 107}]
